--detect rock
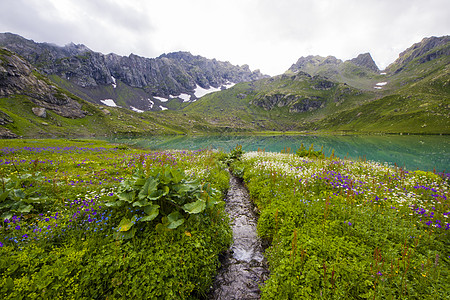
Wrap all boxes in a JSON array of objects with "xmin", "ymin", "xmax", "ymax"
[
  {"xmin": 0, "ymin": 110, "xmax": 13, "ymax": 125},
  {"xmin": 349, "ymin": 53, "xmax": 379, "ymax": 72},
  {"xmin": 0, "ymin": 126, "xmax": 18, "ymax": 139},
  {"xmin": 0, "ymin": 48, "xmax": 86, "ymax": 118},
  {"xmin": 102, "ymin": 109, "xmax": 111, "ymax": 115},
  {"xmin": 0, "ymin": 33, "xmax": 269, "ymax": 112},
  {"xmin": 32, "ymin": 107, "xmax": 46, "ymax": 118}
]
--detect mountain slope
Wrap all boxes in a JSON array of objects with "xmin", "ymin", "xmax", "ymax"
[
  {"xmin": 287, "ymin": 53, "xmax": 382, "ymax": 90},
  {"xmin": 0, "ymin": 48, "xmax": 183, "ymax": 138},
  {"xmin": 179, "ymin": 36, "xmax": 449, "ymax": 134},
  {"xmin": 0, "ymin": 34, "xmax": 448, "ymax": 137},
  {"xmin": 175, "ymin": 71, "xmax": 376, "ymax": 132},
  {"xmin": 0, "ymin": 33, "xmax": 267, "ymax": 112},
  {"xmin": 311, "ymin": 36, "xmax": 450, "ymax": 134}
]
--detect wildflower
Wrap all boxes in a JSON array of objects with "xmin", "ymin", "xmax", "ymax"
[{"xmin": 377, "ymin": 272, "xmax": 382, "ymax": 276}]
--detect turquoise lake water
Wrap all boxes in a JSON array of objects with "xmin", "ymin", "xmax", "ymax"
[{"xmin": 110, "ymin": 135, "xmax": 449, "ymax": 173}]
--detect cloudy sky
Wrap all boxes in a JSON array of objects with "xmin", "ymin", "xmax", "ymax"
[{"xmin": 1, "ymin": 0, "xmax": 449, "ymax": 75}]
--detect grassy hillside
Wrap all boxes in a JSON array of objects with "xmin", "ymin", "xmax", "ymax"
[
  {"xmin": 0, "ymin": 94, "xmax": 183, "ymax": 138},
  {"xmin": 178, "ymin": 38, "xmax": 449, "ymax": 135},
  {"xmin": 314, "ymin": 44, "xmax": 450, "ymax": 134},
  {"xmin": 177, "ymin": 73, "xmax": 377, "ymax": 132}
]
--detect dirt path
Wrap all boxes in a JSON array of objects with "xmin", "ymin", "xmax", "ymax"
[{"xmin": 209, "ymin": 175, "xmax": 268, "ymax": 299}]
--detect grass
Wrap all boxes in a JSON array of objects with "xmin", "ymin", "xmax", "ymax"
[
  {"xmin": 0, "ymin": 138, "xmax": 448, "ymax": 298},
  {"xmin": 0, "ymin": 139, "xmax": 232, "ymax": 299},
  {"xmin": 236, "ymin": 150, "xmax": 449, "ymax": 299}
]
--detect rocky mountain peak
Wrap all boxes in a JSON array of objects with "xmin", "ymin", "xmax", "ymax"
[
  {"xmin": 0, "ymin": 47, "xmax": 86, "ymax": 118},
  {"xmin": 387, "ymin": 36, "xmax": 450, "ymax": 73},
  {"xmin": 349, "ymin": 53, "xmax": 379, "ymax": 72},
  {"xmin": 0, "ymin": 33, "xmax": 268, "ymax": 112},
  {"xmin": 289, "ymin": 55, "xmax": 342, "ymax": 73}
]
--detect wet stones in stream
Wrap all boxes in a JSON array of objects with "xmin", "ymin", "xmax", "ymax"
[{"xmin": 209, "ymin": 175, "xmax": 269, "ymax": 300}]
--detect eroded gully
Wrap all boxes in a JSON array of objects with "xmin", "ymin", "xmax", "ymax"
[{"xmin": 209, "ymin": 175, "xmax": 269, "ymax": 300}]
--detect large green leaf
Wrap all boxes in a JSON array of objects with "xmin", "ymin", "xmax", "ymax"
[
  {"xmin": 171, "ymin": 169, "xmax": 185, "ymax": 184},
  {"xmin": 118, "ymin": 191, "xmax": 135, "ymax": 203},
  {"xmin": 148, "ymin": 189, "xmax": 163, "ymax": 201},
  {"xmin": 161, "ymin": 185, "xmax": 170, "ymax": 196},
  {"xmin": 17, "ymin": 204, "xmax": 33, "ymax": 213},
  {"xmin": 182, "ymin": 200, "xmax": 206, "ymax": 214},
  {"xmin": 118, "ymin": 215, "xmax": 138, "ymax": 232},
  {"xmin": 104, "ymin": 200, "xmax": 125, "ymax": 208},
  {"xmin": 167, "ymin": 211, "xmax": 185, "ymax": 229},
  {"xmin": 114, "ymin": 227, "xmax": 137, "ymax": 240},
  {"xmin": 132, "ymin": 199, "xmax": 149, "ymax": 207},
  {"xmin": 141, "ymin": 204, "xmax": 160, "ymax": 221},
  {"xmin": 119, "ymin": 179, "xmax": 134, "ymax": 191},
  {"xmin": 1, "ymin": 211, "xmax": 12, "ymax": 221},
  {"xmin": 12, "ymin": 189, "xmax": 26, "ymax": 200},
  {"xmin": 0, "ymin": 190, "xmax": 9, "ymax": 203},
  {"xmin": 138, "ymin": 177, "xmax": 158, "ymax": 200},
  {"xmin": 173, "ymin": 183, "xmax": 197, "ymax": 194}
]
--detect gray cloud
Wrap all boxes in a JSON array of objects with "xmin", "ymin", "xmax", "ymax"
[{"xmin": 0, "ymin": 0, "xmax": 448, "ymax": 75}]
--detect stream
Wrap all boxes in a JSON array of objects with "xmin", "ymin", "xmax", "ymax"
[{"xmin": 209, "ymin": 175, "xmax": 269, "ymax": 299}]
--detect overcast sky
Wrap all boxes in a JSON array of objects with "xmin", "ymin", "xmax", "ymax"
[{"xmin": 1, "ymin": 0, "xmax": 449, "ymax": 75}]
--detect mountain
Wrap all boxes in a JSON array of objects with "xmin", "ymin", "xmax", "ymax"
[
  {"xmin": 0, "ymin": 33, "xmax": 267, "ymax": 112},
  {"xmin": 0, "ymin": 34, "xmax": 448, "ymax": 137},
  {"xmin": 175, "ymin": 36, "xmax": 449, "ymax": 134},
  {"xmin": 387, "ymin": 36, "xmax": 450, "ymax": 74},
  {"xmin": 287, "ymin": 53, "xmax": 381, "ymax": 90},
  {"xmin": 0, "ymin": 47, "xmax": 185, "ymax": 138},
  {"xmin": 301, "ymin": 36, "xmax": 450, "ymax": 133}
]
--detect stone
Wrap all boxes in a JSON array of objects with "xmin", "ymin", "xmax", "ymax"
[{"xmin": 32, "ymin": 107, "xmax": 46, "ymax": 118}]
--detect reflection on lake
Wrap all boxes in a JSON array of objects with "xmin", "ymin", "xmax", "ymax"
[{"xmin": 110, "ymin": 135, "xmax": 449, "ymax": 172}]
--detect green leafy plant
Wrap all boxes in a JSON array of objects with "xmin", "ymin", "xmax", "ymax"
[
  {"xmin": 296, "ymin": 143, "xmax": 324, "ymax": 158},
  {"xmin": 104, "ymin": 166, "xmax": 221, "ymax": 238},
  {"xmin": 0, "ymin": 172, "xmax": 47, "ymax": 220}
]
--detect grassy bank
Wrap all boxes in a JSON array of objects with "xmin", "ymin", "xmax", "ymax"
[
  {"xmin": 0, "ymin": 139, "xmax": 231, "ymax": 299},
  {"xmin": 234, "ymin": 150, "xmax": 449, "ymax": 299}
]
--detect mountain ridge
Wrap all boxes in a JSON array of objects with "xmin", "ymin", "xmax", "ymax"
[
  {"xmin": 0, "ymin": 32, "xmax": 267, "ymax": 112},
  {"xmin": 0, "ymin": 33, "xmax": 448, "ymax": 137}
]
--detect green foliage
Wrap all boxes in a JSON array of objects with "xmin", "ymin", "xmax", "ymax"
[
  {"xmin": 0, "ymin": 139, "xmax": 232, "ymax": 299},
  {"xmin": 296, "ymin": 143, "xmax": 325, "ymax": 158},
  {"xmin": 104, "ymin": 166, "xmax": 221, "ymax": 238},
  {"xmin": 240, "ymin": 151, "xmax": 450, "ymax": 299},
  {"xmin": 0, "ymin": 172, "xmax": 48, "ymax": 220}
]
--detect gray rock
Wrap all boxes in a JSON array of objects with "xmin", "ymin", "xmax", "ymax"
[
  {"xmin": 0, "ymin": 33, "xmax": 269, "ymax": 111},
  {"xmin": 32, "ymin": 107, "xmax": 46, "ymax": 118},
  {"xmin": 0, "ymin": 47, "xmax": 86, "ymax": 118}
]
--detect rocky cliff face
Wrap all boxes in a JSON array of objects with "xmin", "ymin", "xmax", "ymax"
[
  {"xmin": 349, "ymin": 53, "xmax": 379, "ymax": 73},
  {"xmin": 0, "ymin": 33, "xmax": 267, "ymax": 111},
  {"xmin": 0, "ymin": 47, "xmax": 86, "ymax": 118},
  {"xmin": 386, "ymin": 36, "xmax": 450, "ymax": 74},
  {"xmin": 289, "ymin": 53, "xmax": 379, "ymax": 74}
]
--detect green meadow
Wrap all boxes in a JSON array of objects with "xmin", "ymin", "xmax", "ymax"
[{"xmin": 0, "ymin": 139, "xmax": 449, "ymax": 299}]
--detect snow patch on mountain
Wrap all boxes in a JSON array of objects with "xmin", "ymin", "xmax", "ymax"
[
  {"xmin": 130, "ymin": 106, "xmax": 143, "ymax": 113},
  {"xmin": 178, "ymin": 93, "xmax": 191, "ymax": 102},
  {"xmin": 154, "ymin": 96, "xmax": 169, "ymax": 102},
  {"xmin": 100, "ymin": 99, "xmax": 118, "ymax": 107}
]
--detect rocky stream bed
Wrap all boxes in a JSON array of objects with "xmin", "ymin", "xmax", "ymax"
[{"xmin": 209, "ymin": 175, "xmax": 269, "ymax": 299}]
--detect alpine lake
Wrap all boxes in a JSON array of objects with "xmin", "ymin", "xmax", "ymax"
[{"xmin": 110, "ymin": 134, "xmax": 449, "ymax": 173}]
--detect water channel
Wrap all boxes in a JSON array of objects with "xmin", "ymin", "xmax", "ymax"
[{"xmin": 208, "ymin": 175, "xmax": 268, "ymax": 299}]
